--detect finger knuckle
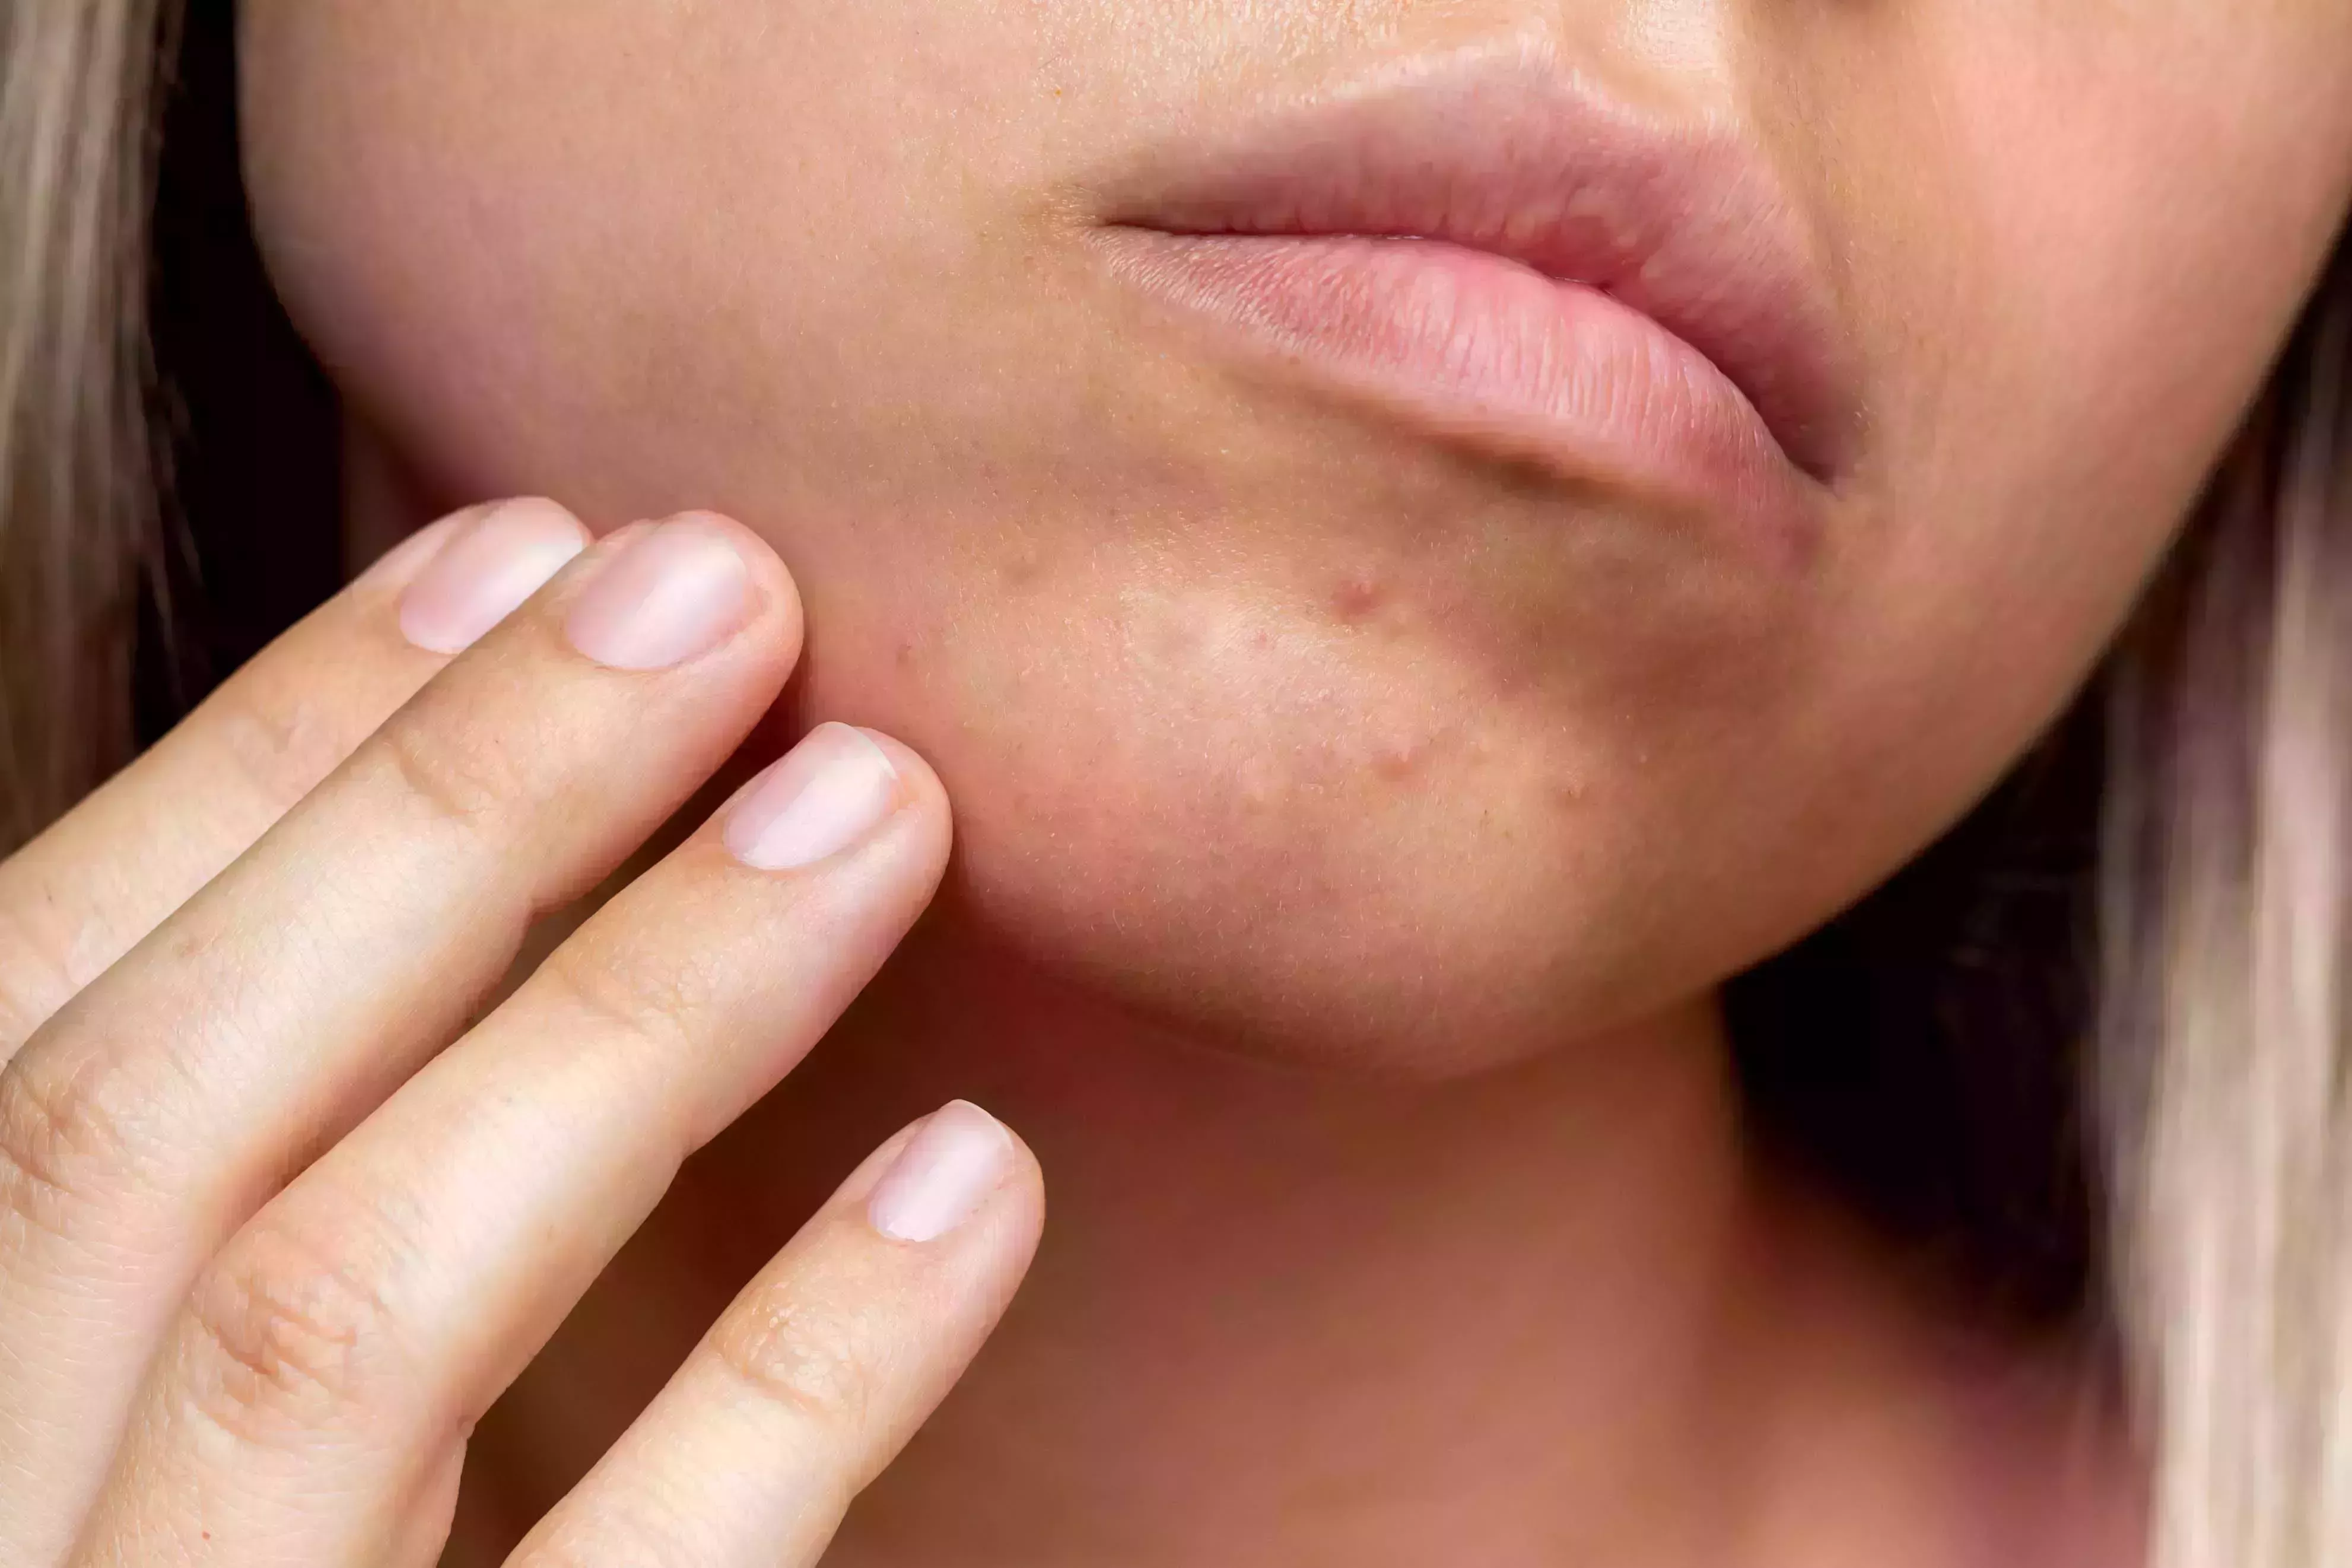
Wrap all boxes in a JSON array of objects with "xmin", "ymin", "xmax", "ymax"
[
  {"xmin": 206, "ymin": 678, "xmax": 364, "ymax": 821},
  {"xmin": 180, "ymin": 1199, "xmax": 421, "ymax": 1446},
  {"xmin": 0, "ymin": 1042, "xmax": 160, "ymax": 1249},
  {"xmin": 711, "ymin": 1284, "xmax": 878, "ymax": 1445},
  {"xmin": 0, "ymin": 900, "xmax": 91, "ymax": 1047},
  {"xmin": 365, "ymin": 708, "xmax": 534, "ymax": 837},
  {"xmin": 534, "ymin": 936, "xmax": 711, "ymax": 1064}
]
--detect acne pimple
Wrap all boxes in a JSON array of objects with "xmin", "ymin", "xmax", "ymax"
[
  {"xmin": 1371, "ymin": 736, "xmax": 1427, "ymax": 784},
  {"xmin": 1330, "ymin": 575, "xmax": 1385, "ymax": 622}
]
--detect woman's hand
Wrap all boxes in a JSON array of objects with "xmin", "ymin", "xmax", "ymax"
[{"xmin": 0, "ymin": 501, "xmax": 1044, "ymax": 1566}]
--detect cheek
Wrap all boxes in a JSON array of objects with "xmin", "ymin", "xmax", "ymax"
[
  {"xmin": 1930, "ymin": 8, "xmax": 2351, "ymax": 516},
  {"xmin": 239, "ymin": 0, "xmax": 1085, "ymax": 516},
  {"xmin": 1762, "ymin": 1, "xmax": 2352, "ymax": 859}
]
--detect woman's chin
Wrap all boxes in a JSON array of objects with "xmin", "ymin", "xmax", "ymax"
[{"xmin": 796, "ymin": 629, "xmax": 1860, "ymax": 1082}]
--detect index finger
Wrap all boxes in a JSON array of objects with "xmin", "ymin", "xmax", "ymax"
[{"xmin": 0, "ymin": 500, "xmax": 587, "ymax": 1054}]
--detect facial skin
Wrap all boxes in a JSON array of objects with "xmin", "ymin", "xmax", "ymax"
[{"xmin": 239, "ymin": 1, "xmax": 2352, "ymax": 1077}]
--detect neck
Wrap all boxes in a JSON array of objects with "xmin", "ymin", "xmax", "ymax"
[
  {"xmin": 461, "ymin": 915, "xmax": 2131, "ymax": 1568},
  {"xmin": 676, "ymin": 921, "xmax": 1784, "ymax": 1566}
]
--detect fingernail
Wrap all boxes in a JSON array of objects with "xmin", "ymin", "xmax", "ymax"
[
  {"xmin": 564, "ymin": 516, "xmax": 754, "ymax": 670},
  {"xmin": 357, "ymin": 511, "xmax": 466, "ymax": 589},
  {"xmin": 397, "ymin": 500, "xmax": 587, "ymax": 653},
  {"xmin": 723, "ymin": 724, "xmax": 904, "ymax": 870},
  {"xmin": 869, "ymin": 1102, "xmax": 1013, "ymax": 1243}
]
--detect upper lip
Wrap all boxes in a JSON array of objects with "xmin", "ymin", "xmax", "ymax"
[{"xmin": 1092, "ymin": 48, "xmax": 1858, "ymax": 484}]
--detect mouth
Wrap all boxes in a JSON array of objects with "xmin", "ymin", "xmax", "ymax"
[{"xmin": 1087, "ymin": 49, "xmax": 1860, "ymax": 558}]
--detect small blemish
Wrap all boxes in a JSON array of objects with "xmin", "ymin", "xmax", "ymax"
[
  {"xmin": 1330, "ymin": 575, "xmax": 1384, "ymax": 623},
  {"xmin": 1000, "ymin": 548, "xmax": 1046, "ymax": 589},
  {"xmin": 1371, "ymin": 732, "xmax": 1431, "ymax": 784}
]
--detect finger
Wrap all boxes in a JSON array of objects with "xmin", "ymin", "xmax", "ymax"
[
  {"xmin": 0, "ymin": 497, "xmax": 581, "ymax": 1566},
  {"xmin": 0, "ymin": 510, "xmax": 798, "ymax": 1567},
  {"xmin": 0, "ymin": 499, "xmax": 580, "ymax": 1056},
  {"xmin": 511, "ymin": 1102, "xmax": 1042, "ymax": 1568},
  {"xmin": 78, "ymin": 725, "xmax": 957, "ymax": 1566},
  {"xmin": 389, "ymin": 1449, "xmax": 468, "ymax": 1568}
]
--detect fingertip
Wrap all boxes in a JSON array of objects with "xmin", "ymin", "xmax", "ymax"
[
  {"xmin": 649, "ymin": 509, "xmax": 806, "ymax": 657},
  {"xmin": 719, "ymin": 723, "xmax": 939, "ymax": 872},
  {"xmin": 491, "ymin": 495, "xmax": 596, "ymax": 548},
  {"xmin": 350, "ymin": 508, "xmax": 476, "ymax": 594},
  {"xmin": 859, "ymin": 729, "xmax": 956, "ymax": 897},
  {"xmin": 961, "ymin": 1102, "xmax": 1044, "ymax": 1200},
  {"xmin": 989, "ymin": 1118, "xmax": 1049, "ymax": 1253},
  {"xmin": 851, "ymin": 729, "xmax": 953, "ymax": 835},
  {"xmin": 855, "ymin": 1102, "xmax": 1042, "ymax": 1295},
  {"xmin": 962, "ymin": 1107, "xmax": 1047, "ymax": 1295},
  {"xmin": 357, "ymin": 497, "xmax": 593, "ymax": 599},
  {"xmin": 399, "ymin": 500, "xmax": 594, "ymax": 654}
]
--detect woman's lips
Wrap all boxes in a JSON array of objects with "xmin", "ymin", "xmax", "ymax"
[{"xmin": 1089, "ymin": 51, "xmax": 1859, "ymax": 558}]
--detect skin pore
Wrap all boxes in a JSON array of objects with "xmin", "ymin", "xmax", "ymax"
[{"xmin": 236, "ymin": 2, "xmax": 2352, "ymax": 1564}]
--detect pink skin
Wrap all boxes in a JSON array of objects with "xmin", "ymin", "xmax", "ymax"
[{"xmin": 234, "ymin": 5, "xmax": 2352, "ymax": 1565}]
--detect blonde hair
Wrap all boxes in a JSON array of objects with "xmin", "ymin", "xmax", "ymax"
[
  {"xmin": 2106, "ymin": 249, "xmax": 2352, "ymax": 1567},
  {"xmin": 5, "ymin": 6, "xmax": 2352, "ymax": 1565},
  {"xmin": 0, "ymin": 0, "xmax": 170, "ymax": 850}
]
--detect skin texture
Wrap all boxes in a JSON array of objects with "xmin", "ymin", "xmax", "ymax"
[
  {"xmin": 26, "ymin": 1, "xmax": 2328, "ymax": 1563},
  {"xmin": 240, "ymin": 1, "xmax": 2352, "ymax": 1076}
]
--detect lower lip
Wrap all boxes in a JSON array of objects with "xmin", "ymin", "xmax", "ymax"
[{"xmin": 1094, "ymin": 229, "xmax": 1822, "ymax": 564}]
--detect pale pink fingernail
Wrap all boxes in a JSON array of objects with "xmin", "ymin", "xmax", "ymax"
[
  {"xmin": 723, "ymin": 724, "xmax": 904, "ymax": 870},
  {"xmin": 564, "ymin": 516, "xmax": 754, "ymax": 670},
  {"xmin": 357, "ymin": 511, "xmax": 466, "ymax": 589},
  {"xmin": 396, "ymin": 500, "xmax": 587, "ymax": 653},
  {"xmin": 869, "ymin": 1102, "xmax": 1014, "ymax": 1243}
]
